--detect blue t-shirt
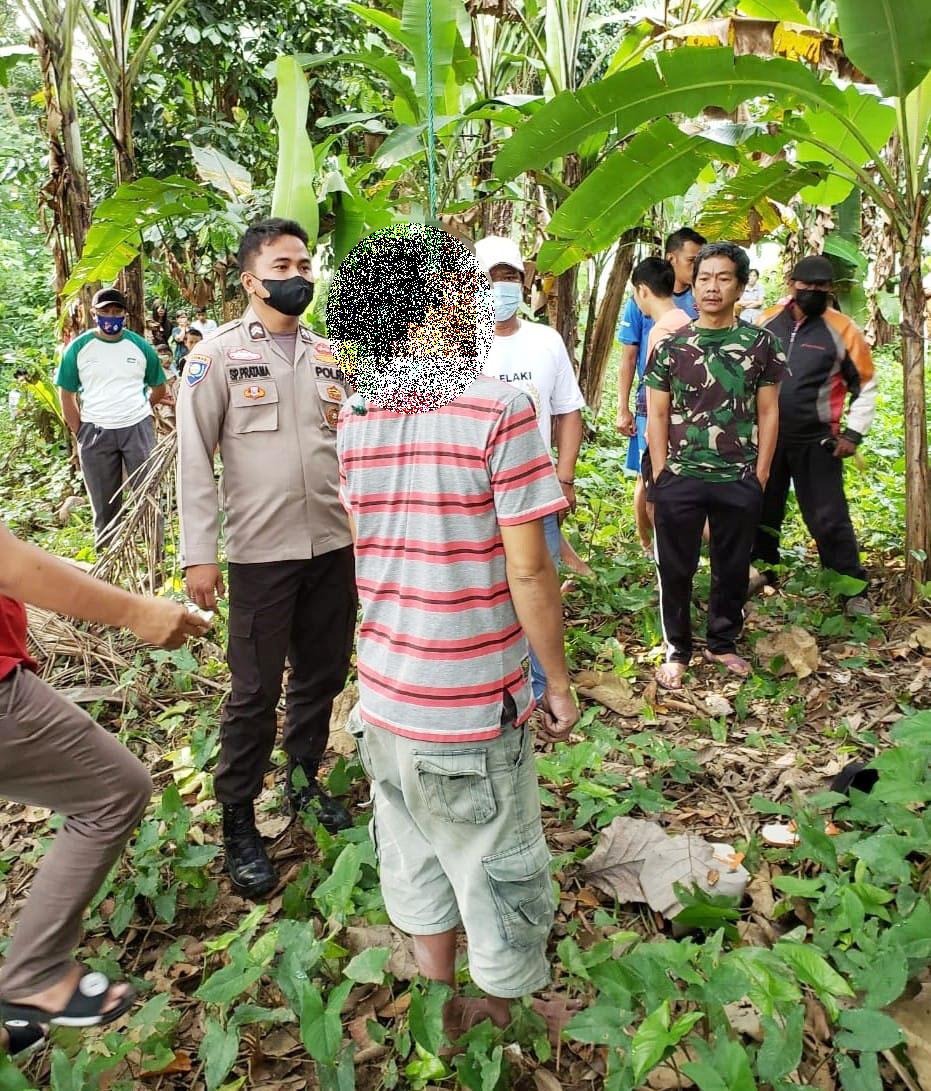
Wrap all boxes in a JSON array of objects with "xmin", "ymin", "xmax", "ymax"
[{"xmin": 617, "ymin": 287, "xmax": 697, "ymax": 416}]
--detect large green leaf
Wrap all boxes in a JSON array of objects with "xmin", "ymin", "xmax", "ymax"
[
  {"xmin": 795, "ymin": 84, "xmax": 896, "ymax": 205},
  {"xmin": 697, "ymin": 161, "xmax": 824, "ymax": 241},
  {"xmin": 271, "ymin": 55, "xmax": 318, "ymax": 246},
  {"xmin": 836, "ymin": 0, "xmax": 931, "ymax": 101},
  {"xmin": 190, "ymin": 144, "xmax": 253, "ymax": 199},
  {"xmin": 62, "ymin": 176, "xmax": 215, "ymax": 300},
  {"xmin": 738, "ymin": 0, "xmax": 808, "ymax": 20},
  {"xmin": 0, "ymin": 44, "xmax": 33, "ymax": 86},
  {"xmin": 495, "ymin": 47, "xmax": 845, "ymax": 180},
  {"xmin": 301, "ymin": 51, "xmax": 421, "ymax": 121},
  {"xmin": 539, "ymin": 120, "xmax": 735, "ymax": 273}
]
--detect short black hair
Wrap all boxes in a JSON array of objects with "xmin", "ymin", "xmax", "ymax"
[
  {"xmin": 750, "ymin": 268, "xmax": 759, "ymax": 276},
  {"xmin": 665, "ymin": 227, "xmax": 707, "ymax": 254},
  {"xmin": 186, "ymin": 328, "xmax": 203, "ymax": 341},
  {"xmin": 631, "ymin": 257, "xmax": 675, "ymax": 298},
  {"xmin": 13, "ymin": 367, "xmax": 27, "ymax": 378},
  {"xmin": 693, "ymin": 241, "xmax": 751, "ymax": 288},
  {"xmin": 237, "ymin": 217, "xmax": 309, "ymax": 273},
  {"xmin": 328, "ymin": 224, "xmax": 478, "ymax": 359}
]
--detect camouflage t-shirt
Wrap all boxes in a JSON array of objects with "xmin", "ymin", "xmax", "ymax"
[{"xmin": 644, "ymin": 322, "xmax": 786, "ymax": 482}]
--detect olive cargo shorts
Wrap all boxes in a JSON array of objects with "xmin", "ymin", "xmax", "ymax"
[{"xmin": 349, "ymin": 705, "xmax": 555, "ymax": 999}]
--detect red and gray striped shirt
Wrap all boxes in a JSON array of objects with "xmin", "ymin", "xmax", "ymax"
[{"xmin": 337, "ymin": 376, "xmax": 567, "ymax": 741}]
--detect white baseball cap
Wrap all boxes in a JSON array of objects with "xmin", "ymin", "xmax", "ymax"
[{"xmin": 475, "ymin": 235, "xmax": 525, "ymax": 275}]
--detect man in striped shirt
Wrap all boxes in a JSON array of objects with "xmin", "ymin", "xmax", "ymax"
[{"xmin": 332, "ymin": 225, "xmax": 579, "ymax": 1040}]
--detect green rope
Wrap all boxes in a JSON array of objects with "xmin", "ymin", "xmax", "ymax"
[{"xmin": 425, "ymin": 0, "xmax": 437, "ymax": 220}]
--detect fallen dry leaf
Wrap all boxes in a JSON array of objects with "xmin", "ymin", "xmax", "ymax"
[
  {"xmin": 344, "ymin": 924, "xmax": 418, "ymax": 981},
  {"xmin": 328, "ymin": 683, "xmax": 360, "ymax": 758},
  {"xmin": 703, "ymin": 693, "xmax": 734, "ymax": 718},
  {"xmin": 142, "ymin": 1051, "xmax": 192, "ymax": 1077},
  {"xmin": 255, "ymin": 813, "xmax": 291, "ymax": 839},
  {"xmin": 756, "ymin": 626, "xmax": 820, "ymax": 678},
  {"xmin": 909, "ymin": 624, "xmax": 931, "ymax": 652},
  {"xmin": 890, "ymin": 982, "xmax": 931, "ymax": 1091},
  {"xmin": 533, "ymin": 1069, "xmax": 565, "ymax": 1091},
  {"xmin": 580, "ymin": 816, "xmax": 749, "ymax": 918},
  {"xmin": 571, "ymin": 670, "xmax": 642, "ymax": 716}
]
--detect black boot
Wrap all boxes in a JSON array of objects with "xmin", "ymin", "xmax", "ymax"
[
  {"xmin": 221, "ymin": 802, "xmax": 276, "ymax": 899},
  {"xmin": 285, "ymin": 762, "xmax": 352, "ymax": 832}
]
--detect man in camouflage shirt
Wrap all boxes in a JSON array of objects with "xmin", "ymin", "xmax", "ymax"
[{"xmin": 645, "ymin": 242, "xmax": 785, "ymax": 690}]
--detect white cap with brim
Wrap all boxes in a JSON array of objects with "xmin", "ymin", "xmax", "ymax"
[{"xmin": 475, "ymin": 235, "xmax": 525, "ymax": 275}]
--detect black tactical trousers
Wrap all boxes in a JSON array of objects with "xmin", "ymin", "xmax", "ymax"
[
  {"xmin": 214, "ymin": 547, "xmax": 357, "ymax": 803},
  {"xmin": 652, "ymin": 471, "xmax": 763, "ymax": 664},
  {"xmin": 752, "ymin": 438, "xmax": 866, "ymax": 583}
]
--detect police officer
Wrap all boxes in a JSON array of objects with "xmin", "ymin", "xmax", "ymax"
[{"xmin": 177, "ymin": 218, "xmax": 357, "ymax": 899}]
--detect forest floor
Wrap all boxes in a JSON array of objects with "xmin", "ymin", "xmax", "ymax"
[{"xmin": 0, "ymin": 346, "xmax": 928, "ymax": 1091}]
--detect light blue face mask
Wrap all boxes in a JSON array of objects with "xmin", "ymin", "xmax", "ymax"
[{"xmin": 491, "ymin": 281, "xmax": 522, "ymax": 322}]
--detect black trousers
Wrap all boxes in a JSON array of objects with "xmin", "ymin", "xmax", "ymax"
[
  {"xmin": 652, "ymin": 471, "xmax": 763, "ymax": 664},
  {"xmin": 214, "ymin": 547, "xmax": 357, "ymax": 803},
  {"xmin": 752, "ymin": 438, "xmax": 865, "ymax": 582}
]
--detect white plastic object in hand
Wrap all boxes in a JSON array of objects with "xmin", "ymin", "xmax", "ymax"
[{"xmin": 185, "ymin": 602, "xmax": 215, "ymax": 624}]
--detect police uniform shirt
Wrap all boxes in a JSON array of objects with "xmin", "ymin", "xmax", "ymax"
[{"xmin": 176, "ymin": 305, "xmax": 352, "ymax": 567}]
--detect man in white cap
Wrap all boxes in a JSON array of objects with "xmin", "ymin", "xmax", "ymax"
[{"xmin": 475, "ymin": 236, "xmax": 586, "ymax": 704}]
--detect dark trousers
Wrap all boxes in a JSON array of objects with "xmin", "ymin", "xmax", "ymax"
[
  {"xmin": 752, "ymin": 439, "xmax": 865, "ymax": 582},
  {"xmin": 77, "ymin": 417, "xmax": 156, "ymax": 548},
  {"xmin": 215, "ymin": 547, "xmax": 357, "ymax": 803},
  {"xmin": 653, "ymin": 472, "xmax": 763, "ymax": 664}
]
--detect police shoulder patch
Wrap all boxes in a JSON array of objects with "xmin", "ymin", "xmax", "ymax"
[{"xmin": 185, "ymin": 354, "xmax": 212, "ymax": 387}]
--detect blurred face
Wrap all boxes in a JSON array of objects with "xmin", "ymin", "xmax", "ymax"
[
  {"xmin": 177, "ymin": 313, "xmax": 188, "ymax": 327},
  {"xmin": 96, "ymin": 303, "xmax": 126, "ymax": 318},
  {"xmin": 184, "ymin": 332, "xmax": 201, "ymax": 351},
  {"xmin": 667, "ymin": 241, "xmax": 703, "ymax": 288},
  {"xmin": 748, "ymin": 271, "xmax": 759, "ymax": 286},
  {"xmin": 693, "ymin": 255, "xmax": 744, "ymax": 316}
]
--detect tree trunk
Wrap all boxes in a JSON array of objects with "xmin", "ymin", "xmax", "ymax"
[
  {"xmin": 33, "ymin": 24, "xmax": 93, "ymax": 339},
  {"xmin": 113, "ymin": 76, "xmax": 146, "ymax": 333},
  {"xmin": 552, "ymin": 154, "xmax": 582, "ymax": 364},
  {"xmin": 901, "ymin": 199, "xmax": 930, "ymax": 598},
  {"xmin": 576, "ymin": 229, "xmax": 637, "ymax": 412}
]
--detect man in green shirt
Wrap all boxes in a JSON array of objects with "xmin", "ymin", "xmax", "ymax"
[
  {"xmin": 56, "ymin": 288, "xmax": 167, "ymax": 549},
  {"xmin": 645, "ymin": 243, "xmax": 785, "ymax": 690}
]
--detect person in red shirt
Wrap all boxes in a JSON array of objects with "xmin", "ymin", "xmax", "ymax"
[{"xmin": 0, "ymin": 522, "xmax": 208, "ymax": 1052}]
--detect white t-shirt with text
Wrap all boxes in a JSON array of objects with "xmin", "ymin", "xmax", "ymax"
[{"xmin": 482, "ymin": 320, "xmax": 586, "ymax": 446}]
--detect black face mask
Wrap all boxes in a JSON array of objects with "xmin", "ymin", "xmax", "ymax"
[
  {"xmin": 259, "ymin": 275, "xmax": 314, "ymax": 316},
  {"xmin": 795, "ymin": 288, "xmax": 829, "ymax": 318}
]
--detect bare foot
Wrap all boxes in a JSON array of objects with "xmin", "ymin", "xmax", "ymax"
[
  {"xmin": 656, "ymin": 662, "xmax": 686, "ymax": 691},
  {"xmin": 702, "ymin": 648, "xmax": 751, "ymax": 677},
  {"xmin": 8, "ymin": 964, "xmax": 131, "ymax": 1019}
]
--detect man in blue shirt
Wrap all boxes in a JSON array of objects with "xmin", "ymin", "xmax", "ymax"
[{"xmin": 616, "ymin": 228, "xmax": 705, "ymax": 554}]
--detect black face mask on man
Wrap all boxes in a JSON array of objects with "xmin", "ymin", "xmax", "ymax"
[
  {"xmin": 258, "ymin": 275, "xmax": 314, "ymax": 317},
  {"xmin": 795, "ymin": 288, "xmax": 829, "ymax": 318}
]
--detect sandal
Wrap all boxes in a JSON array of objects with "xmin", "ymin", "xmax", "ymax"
[
  {"xmin": 3, "ymin": 1020, "xmax": 46, "ymax": 1056},
  {"xmin": 656, "ymin": 662, "xmax": 686, "ymax": 691},
  {"xmin": 702, "ymin": 649, "xmax": 751, "ymax": 677},
  {"xmin": 0, "ymin": 971, "xmax": 135, "ymax": 1028}
]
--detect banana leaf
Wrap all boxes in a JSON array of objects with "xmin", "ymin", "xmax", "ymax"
[{"xmin": 271, "ymin": 55, "xmax": 319, "ymax": 247}]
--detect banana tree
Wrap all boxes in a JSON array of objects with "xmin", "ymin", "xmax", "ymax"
[
  {"xmin": 495, "ymin": 5, "xmax": 931, "ymax": 594},
  {"xmin": 75, "ymin": 0, "xmax": 188, "ymax": 330}
]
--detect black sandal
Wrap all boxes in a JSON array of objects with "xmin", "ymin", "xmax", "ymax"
[
  {"xmin": 0, "ymin": 971, "xmax": 135, "ymax": 1028},
  {"xmin": 3, "ymin": 1019, "xmax": 46, "ymax": 1055}
]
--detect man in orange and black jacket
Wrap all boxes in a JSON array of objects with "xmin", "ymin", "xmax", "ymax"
[{"xmin": 754, "ymin": 255, "xmax": 877, "ymax": 616}]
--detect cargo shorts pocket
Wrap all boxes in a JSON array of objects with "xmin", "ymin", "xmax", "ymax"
[
  {"xmin": 413, "ymin": 750, "xmax": 496, "ymax": 825},
  {"xmin": 483, "ymin": 835, "xmax": 554, "ymax": 950}
]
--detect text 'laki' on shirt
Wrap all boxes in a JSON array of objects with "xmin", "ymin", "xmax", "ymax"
[
  {"xmin": 337, "ymin": 376, "xmax": 568, "ymax": 742},
  {"xmin": 55, "ymin": 329, "xmax": 166, "ymax": 430}
]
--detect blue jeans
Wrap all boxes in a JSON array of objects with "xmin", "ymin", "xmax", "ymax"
[{"xmin": 529, "ymin": 512, "xmax": 562, "ymax": 702}]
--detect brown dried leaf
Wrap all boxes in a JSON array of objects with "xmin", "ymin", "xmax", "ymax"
[
  {"xmin": 344, "ymin": 924, "xmax": 418, "ymax": 981},
  {"xmin": 890, "ymin": 982, "xmax": 931, "ymax": 1091},
  {"xmin": 533, "ymin": 1070, "xmax": 565, "ymax": 1091},
  {"xmin": 756, "ymin": 627, "xmax": 820, "ymax": 678},
  {"xmin": 142, "ymin": 1051, "xmax": 192, "ymax": 1077},
  {"xmin": 571, "ymin": 670, "xmax": 641, "ymax": 716},
  {"xmin": 909, "ymin": 624, "xmax": 931, "ymax": 651},
  {"xmin": 255, "ymin": 813, "xmax": 292, "ymax": 839}
]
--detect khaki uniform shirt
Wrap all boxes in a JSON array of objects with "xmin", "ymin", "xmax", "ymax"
[{"xmin": 176, "ymin": 306, "xmax": 352, "ymax": 567}]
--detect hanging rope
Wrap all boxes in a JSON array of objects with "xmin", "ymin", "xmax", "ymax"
[{"xmin": 425, "ymin": 0, "xmax": 438, "ymax": 220}]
